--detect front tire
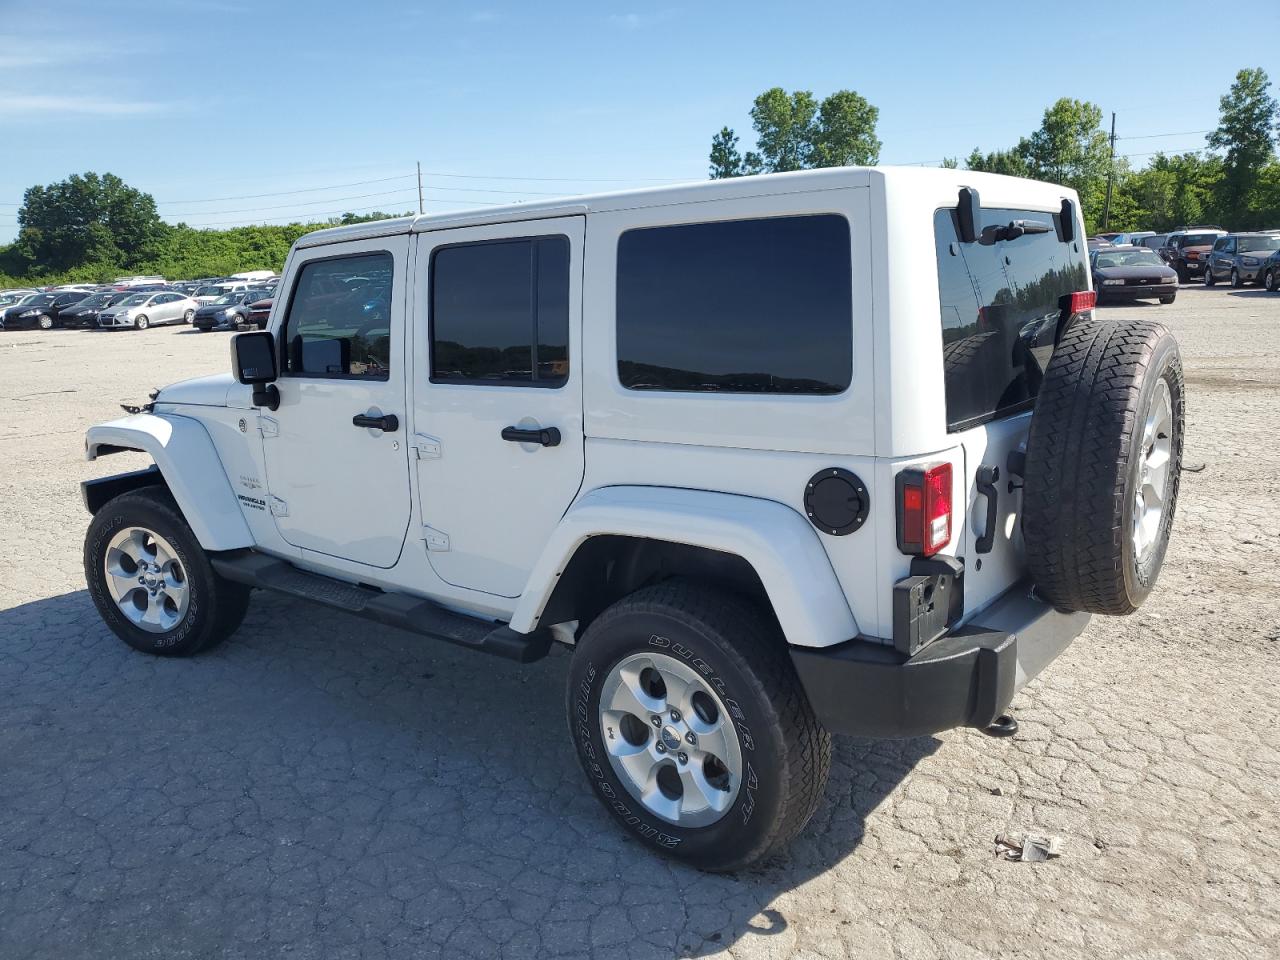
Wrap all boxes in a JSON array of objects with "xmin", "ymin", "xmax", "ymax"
[
  {"xmin": 1230, "ymin": 268, "xmax": 1242, "ymax": 288},
  {"xmin": 1204, "ymin": 268, "xmax": 1215, "ymax": 287},
  {"xmin": 1159, "ymin": 293, "xmax": 1176, "ymax": 304},
  {"xmin": 84, "ymin": 487, "xmax": 250, "ymax": 656},
  {"xmin": 37, "ymin": 313, "xmax": 53, "ymax": 330},
  {"xmin": 567, "ymin": 581, "xmax": 831, "ymax": 872},
  {"xmin": 134, "ymin": 314, "xmax": 150, "ymax": 330}
]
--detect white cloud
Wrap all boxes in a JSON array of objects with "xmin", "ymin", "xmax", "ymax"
[
  {"xmin": 608, "ymin": 10, "xmax": 680, "ymax": 29},
  {"xmin": 0, "ymin": 93, "xmax": 171, "ymax": 117}
]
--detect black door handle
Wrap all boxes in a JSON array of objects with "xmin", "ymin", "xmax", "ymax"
[
  {"xmin": 352, "ymin": 413, "xmax": 399, "ymax": 432},
  {"xmin": 501, "ymin": 425, "xmax": 561, "ymax": 447}
]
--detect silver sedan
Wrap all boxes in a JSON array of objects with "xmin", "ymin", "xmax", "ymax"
[{"xmin": 98, "ymin": 292, "xmax": 199, "ymax": 330}]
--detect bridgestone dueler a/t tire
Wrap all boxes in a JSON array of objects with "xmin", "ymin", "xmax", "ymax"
[
  {"xmin": 567, "ymin": 581, "xmax": 831, "ymax": 872},
  {"xmin": 1022, "ymin": 317, "xmax": 1185, "ymax": 615},
  {"xmin": 84, "ymin": 488, "xmax": 251, "ymax": 656}
]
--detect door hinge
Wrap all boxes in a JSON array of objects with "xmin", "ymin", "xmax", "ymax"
[
  {"xmin": 422, "ymin": 525, "xmax": 450, "ymax": 551},
  {"xmin": 411, "ymin": 433, "xmax": 441, "ymax": 459},
  {"xmin": 258, "ymin": 415, "xmax": 279, "ymax": 438},
  {"xmin": 268, "ymin": 495, "xmax": 289, "ymax": 517}
]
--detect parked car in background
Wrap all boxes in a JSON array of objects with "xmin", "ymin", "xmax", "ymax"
[
  {"xmin": 244, "ymin": 294, "xmax": 273, "ymax": 330},
  {"xmin": 0, "ymin": 288, "xmax": 40, "ymax": 307},
  {"xmin": 192, "ymin": 289, "xmax": 272, "ymax": 331},
  {"xmin": 0, "ymin": 290, "xmax": 90, "ymax": 329},
  {"xmin": 97, "ymin": 291, "xmax": 198, "ymax": 330},
  {"xmin": 229, "ymin": 270, "xmax": 276, "ymax": 283},
  {"xmin": 1203, "ymin": 233, "xmax": 1280, "ymax": 287},
  {"xmin": 112, "ymin": 275, "xmax": 166, "ymax": 289},
  {"xmin": 1100, "ymin": 231, "xmax": 1156, "ymax": 247},
  {"xmin": 1091, "ymin": 246, "xmax": 1179, "ymax": 304},
  {"xmin": 1139, "ymin": 234, "xmax": 1169, "ymax": 251},
  {"xmin": 1260, "ymin": 249, "xmax": 1280, "ymax": 292},
  {"xmin": 59, "ymin": 291, "xmax": 134, "ymax": 328},
  {"xmin": 1162, "ymin": 229, "xmax": 1226, "ymax": 282},
  {"xmin": 1087, "ymin": 236, "xmax": 1114, "ymax": 250},
  {"xmin": 191, "ymin": 282, "xmax": 258, "ymax": 305}
]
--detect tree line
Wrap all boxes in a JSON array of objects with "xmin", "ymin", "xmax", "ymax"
[
  {"xmin": 711, "ymin": 67, "xmax": 1280, "ymax": 234},
  {"xmin": 3, "ymin": 67, "xmax": 1277, "ymax": 286}
]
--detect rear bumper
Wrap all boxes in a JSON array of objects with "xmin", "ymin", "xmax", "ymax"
[{"xmin": 791, "ymin": 583, "xmax": 1090, "ymax": 739}]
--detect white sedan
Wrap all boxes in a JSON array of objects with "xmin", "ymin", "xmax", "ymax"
[{"xmin": 98, "ymin": 291, "xmax": 199, "ymax": 330}]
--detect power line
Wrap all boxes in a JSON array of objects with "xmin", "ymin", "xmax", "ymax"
[
  {"xmin": 155, "ymin": 174, "xmax": 416, "ymax": 205},
  {"xmin": 1116, "ymin": 129, "xmax": 1212, "ymax": 141},
  {"xmin": 178, "ymin": 196, "xmax": 505, "ymax": 228}
]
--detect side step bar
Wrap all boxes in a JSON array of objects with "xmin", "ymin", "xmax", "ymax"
[{"xmin": 210, "ymin": 551, "xmax": 551, "ymax": 663}]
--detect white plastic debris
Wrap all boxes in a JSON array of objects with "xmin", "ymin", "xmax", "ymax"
[{"xmin": 995, "ymin": 833, "xmax": 1064, "ymax": 862}]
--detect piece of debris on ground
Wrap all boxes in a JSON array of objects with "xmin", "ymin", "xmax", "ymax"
[{"xmin": 995, "ymin": 833, "xmax": 1065, "ymax": 862}]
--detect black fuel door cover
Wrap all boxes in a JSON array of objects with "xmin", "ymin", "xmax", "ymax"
[{"xmin": 804, "ymin": 468, "xmax": 869, "ymax": 536}]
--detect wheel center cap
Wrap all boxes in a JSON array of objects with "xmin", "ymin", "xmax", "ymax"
[{"xmin": 660, "ymin": 726, "xmax": 682, "ymax": 751}]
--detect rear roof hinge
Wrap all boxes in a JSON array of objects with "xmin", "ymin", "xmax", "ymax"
[{"xmin": 423, "ymin": 525, "xmax": 449, "ymax": 551}]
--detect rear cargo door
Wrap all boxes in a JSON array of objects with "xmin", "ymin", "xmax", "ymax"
[{"xmin": 932, "ymin": 206, "xmax": 1089, "ymax": 616}]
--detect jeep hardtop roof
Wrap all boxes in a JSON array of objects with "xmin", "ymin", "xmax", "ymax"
[{"xmin": 293, "ymin": 166, "xmax": 1079, "ymax": 250}]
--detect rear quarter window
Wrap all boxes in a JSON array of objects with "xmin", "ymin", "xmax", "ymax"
[{"xmin": 934, "ymin": 207, "xmax": 1088, "ymax": 432}]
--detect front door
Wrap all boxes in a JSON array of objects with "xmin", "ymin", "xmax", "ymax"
[
  {"xmin": 412, "ymin": 217, "xmax": 586, "ymax": 598},
  {"xmin": 261, "ymin": 237, "xmax": 412, "ymax": 568}
]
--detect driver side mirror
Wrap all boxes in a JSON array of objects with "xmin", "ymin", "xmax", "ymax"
[{"xmin": 230, "ymin": 330, "xmax": 280, "ymax": 410}]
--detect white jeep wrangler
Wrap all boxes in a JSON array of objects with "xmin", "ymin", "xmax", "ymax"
[{"xmin": 81, "ymin": 168, "xmax": 1184, "ymax": 871}]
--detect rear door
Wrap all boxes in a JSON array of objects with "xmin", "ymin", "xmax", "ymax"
[
  {"xmin": 932, "ymin": 205, "xmax": 1089, "ymax": 615},
  {"xmin": 411, "ymin": 217, "xmax": 585, "ymax": 598}
]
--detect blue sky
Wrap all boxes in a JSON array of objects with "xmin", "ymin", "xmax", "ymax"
[{"xmin": 0, "ymin": 0, "xmax": 1257, "ymax": 244}]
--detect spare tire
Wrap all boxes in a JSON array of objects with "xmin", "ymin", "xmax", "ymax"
[{"xmin": 1022, "ymin": 317, "xmax": 1184, "ymax": 615}]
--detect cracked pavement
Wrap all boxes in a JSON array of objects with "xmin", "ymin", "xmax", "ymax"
[{"xmin": 1, "ymin": 288, "xmax": 1278, "ymax": 958}]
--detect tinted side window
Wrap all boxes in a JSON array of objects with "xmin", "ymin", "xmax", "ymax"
[
  {"xmin": 616, "ymin": 215, "xmax": 852, "ymax": 395},
  {"xmin": 430, "ymin": 235, "xmax": 569, "ymax": 387},
  {"xmin": 934, "ymin": 207, "xmax": 1089, "ymax": 432},
  {"xmin": 283, "ymin": 252, "xmax": 393, "ymax": 380}
]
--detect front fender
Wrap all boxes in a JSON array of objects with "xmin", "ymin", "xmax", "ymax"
[
  {"xmin": 510, "ymin": 486, "xmax": 858, "ymax": 648},
  {"xmin": 85, "ymin": 413, "xmax": 253, "ymax": 551}
]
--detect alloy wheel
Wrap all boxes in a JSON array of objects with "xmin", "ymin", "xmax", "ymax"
[
  {"xmin": 598, "ymin": 651, "xmax": 743, "ymax": 828},
  {"xmin": 1133, "ymin": 377, "xmax": 1173, "ymax": 564},
  {"xmin": 102, "ymin": 527, "xmax": 190, "ymax": 633}
]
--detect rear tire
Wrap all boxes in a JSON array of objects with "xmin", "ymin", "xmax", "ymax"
[
  {"xmin": 1022, "ymin": 317, "xmax": 1184, "ymax": 615},
  {"xmin": 84, "ymin": 488, "xmax": 250, "ymax": 656},
  {"xmin": 183, "ymin": 309, "xmax": 195, "ymax": 323},
  {"xmin": 566, "ymin": 581, "xmax": 831, "ymax": 872},
  {"xmin": 1176, "ymin": 265, "xmax": 1189, "ymax": 284}
]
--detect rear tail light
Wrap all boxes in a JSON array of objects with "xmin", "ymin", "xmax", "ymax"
[
  {"xmin": 897, "ymin": 463, "xmax": 953, "ymax": 557},
  {"xmin": 1065, "ymin": 290, "xmax": 1095, "ymax": 314}
]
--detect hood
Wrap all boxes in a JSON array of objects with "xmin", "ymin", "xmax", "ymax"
[
  {"xmin": 153, "ymin": 373, "xmax": 235, "ymax": 408},
  {"xmin": 1094, "ymin": 264, "xmax": 1177, "ymax": 280}
]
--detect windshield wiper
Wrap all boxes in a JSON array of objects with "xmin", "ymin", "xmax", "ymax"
[{"xmin": 985, "ymin": 219, "xmax": 1053, "ymax": 243}]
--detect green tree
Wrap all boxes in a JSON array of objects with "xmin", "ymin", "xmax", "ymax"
[
  {"xmin": 708, "ymin": 127, "xmax": 744, "ymax": 179},
  {"xmin": 965, "ymin": 145, "xmax": 1031, "ymax": 178},
  {"xmin": 1207, "ymin": 67, "xmax": 1279, "ymax": 228},
  {"xmin": 708, "ymin": 87, "xmax": 880, "ymax": 178},
  {"xmin": 15, "ymin": 172, "xmax": 167, "ymax": 273},
  {"xmin": 1024, "ymin": 99, "xmax": 1112, "ymax": 223}
]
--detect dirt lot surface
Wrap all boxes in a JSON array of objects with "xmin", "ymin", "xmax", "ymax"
[{"xmin": 1, "ymin": 286, "xmax": 1278, "ymax": 960}]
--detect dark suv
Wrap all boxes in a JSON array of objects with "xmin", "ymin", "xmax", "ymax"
[
  {"xmin": 1161, "ymin": 229, "xmax": 1226, "ymax": 282},
  {"xmin": 1204, "ymin": 233, "xmax": 1280, "ymax": 287}
]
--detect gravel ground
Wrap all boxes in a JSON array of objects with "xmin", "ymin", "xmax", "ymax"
[{"xmin": 1, "ymin": 286, "xmax": 1278, "ymax": 960}]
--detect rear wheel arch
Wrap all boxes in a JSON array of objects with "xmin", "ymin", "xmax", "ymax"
[{"xmin": 538, "ymin": 536, "xmax": 777, "ymax": 641}]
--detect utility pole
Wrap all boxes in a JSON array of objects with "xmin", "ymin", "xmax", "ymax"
[
  {"xmin": 416, "ymin": 161, "xmax": 424, "ymax": 215},
  {"xmin": 1102, "ymin": 112, "xmax": 1116, "ymax": 230}
]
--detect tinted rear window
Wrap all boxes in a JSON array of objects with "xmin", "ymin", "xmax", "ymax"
[
  {"xmin": 616, "ymin": 214, "xmax": 852, "ymax": 395},
  {"xmin": 934, "ymin": 207, "xmax": 1088, "ymax": 432},
  {"xmin": 1179, "ymin": 233, "xmax": 1218, "ymax": 247}
]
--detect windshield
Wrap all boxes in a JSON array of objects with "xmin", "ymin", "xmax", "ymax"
[
  {"xmin": 213, "ymin": 294, "xmax": 240, "ymax": 305},
  {"xmin": 27, "ymin": 294, "xmax": 57, "ymax": 306},
  {"xmin": 1095, "ymin": 249, "xmax": 1166, "ymax": 268},
  {"xmin": 120, "ymin": 294, "xmax": 150, "ymax": 306},
  {"xmin": 77, "ymin": 294, "xmax": 113, "ymax": 307},
  {"xmin": 194, "ymin": 285, "xmax": 225, "ymax": 297},
  {"xmin": 1239, "ymin": 236, "xmax": 1280, "ymax": 253}
]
